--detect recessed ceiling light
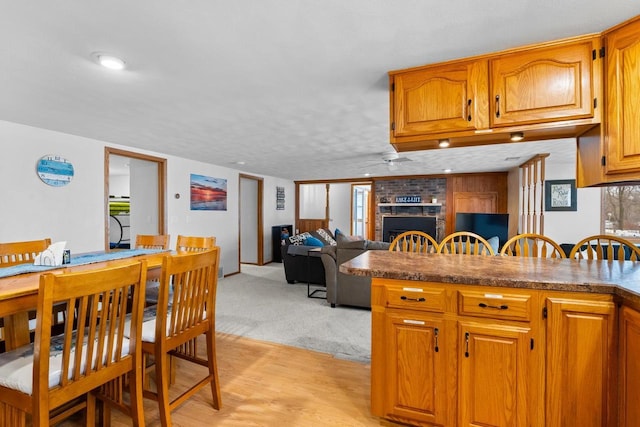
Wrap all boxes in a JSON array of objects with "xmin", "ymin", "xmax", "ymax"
[
  {"xmin": 236, "ymin": 161, "xmax": 246, "ymax": 165},
  {"xmin": 443, "ymin": 168, "xmax": 453, "ymax": 173},
  {"xmin": 438, "ymin": 139, "xmax": 450, "ymax": 148},
  {"xmin": 92, "ymin": 52, "xmax": 126, "ymax": 70},
  {"xmin": 364, "ymin": 173, "xmax": 371, "ymax": 177}
]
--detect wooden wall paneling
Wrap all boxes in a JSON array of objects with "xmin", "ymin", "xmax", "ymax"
[{"xmin": 445, "ymin": 173, "xmax": 508, "ymax": 235}]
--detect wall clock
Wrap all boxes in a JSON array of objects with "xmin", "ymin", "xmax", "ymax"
[{"xmin": 36, "ymin": 155, "xmax": 74, "ymax": 187}]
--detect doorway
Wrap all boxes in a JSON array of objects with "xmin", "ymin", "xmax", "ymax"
[
  {"xmin": 239, "ymin": 174, "xmax": 263, "ymax": 265},
  {"xmin": 105, "ymin": 147, "xmax": 167, "ymax": 251},
  {"xmin": 352, "ymin": 184, "xmax": 371, "ymax": 239}
]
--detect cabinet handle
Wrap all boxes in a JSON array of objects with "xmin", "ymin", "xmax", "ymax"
[
  {"xmin": 478, "ymin": 302, "xmax": 509, "ymax": 310},
  {"xmin": 464, "ymin": 332, "xmax": 470, "ymax": 358},
  {"xmin": 467, "ymin": 99, "xmax": 472, "ymax": 121},
  {"xmin": 495, "ymin": 95, "xmax": 500, "ymax": 118},
  {"xmin": 434, "ymin": 327, "xmax": 439, "ymax": 353},
  {"xmin": 400, "ymin": 295, "xmax": 426, "ymax": 302}
]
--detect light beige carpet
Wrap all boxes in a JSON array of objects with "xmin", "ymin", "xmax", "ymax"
[{"xmin": 215, "ymin": 263, "xmax": 371, "ymax": 364}]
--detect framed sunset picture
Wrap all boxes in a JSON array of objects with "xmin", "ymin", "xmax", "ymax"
[{"xmin": 190, "ymin": 174, "xmax": 227, "ymax": 211}]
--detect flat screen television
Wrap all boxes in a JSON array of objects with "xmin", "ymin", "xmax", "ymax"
[{"xmin": 455, "ymin": 213, "xmax": 509, "ymax": 248}]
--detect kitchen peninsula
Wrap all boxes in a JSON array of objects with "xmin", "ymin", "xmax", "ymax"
[{"xmin": 341, "ymin": 251, "xmax": 640, "ymax": 427}]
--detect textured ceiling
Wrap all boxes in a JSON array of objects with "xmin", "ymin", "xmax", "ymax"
[{"xmin": 2, "ymin": 1, "xmax": 639, "ymax": 180}]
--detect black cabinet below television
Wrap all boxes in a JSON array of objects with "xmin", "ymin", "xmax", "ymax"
[{"xmin": 272, "ymin": 224, "xmax": 293, "ymax": 263}]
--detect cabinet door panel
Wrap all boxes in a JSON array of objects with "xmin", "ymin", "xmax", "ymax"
[
  {"xmin": 458, "ymin": 322, "xmax": 531, "ymax": 427},
  {"xmin": 392, "ymin": 60, "xmax": 488, "ymax": 136},
  {"xmin": 490, "ymin": 39, "xmax": 596, "ymax": 126},
  {"xmin": 385, "ymin": 312, "xmax": 447, "ymax": 424},
  {"xmin": 545, "ymin": 298, "xmax": 616, "ymax": 427},
  {"xmin": 619, "ymin": 306, "xmax": 640, "ymax": 427},
  {"xmin": 605, "ymin": 20, "xmax": 640, "ymax": 174}
]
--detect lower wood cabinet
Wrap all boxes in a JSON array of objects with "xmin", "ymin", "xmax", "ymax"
[
  {"xmin": 545, "ymin": 296, "xmax": 617, "ymax": 427},
  {"xmin": 618, "ymin": 306, "xmax": 640, "ymax": 427},
  {"xmin": 383, "ymin": 312, "xmax": 448, "ymax": 425},
  {"xmin": 458, "ymin": 321, "xmax": 533, "ymax": 427},
  {"xmin": 371, "ymin": 279, "xmax": 628, "ymax": 427}
]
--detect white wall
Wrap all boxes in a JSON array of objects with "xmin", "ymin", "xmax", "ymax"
[{"xmin": 0, "ymin": 120, "xmax": 295, "ymax": 275}]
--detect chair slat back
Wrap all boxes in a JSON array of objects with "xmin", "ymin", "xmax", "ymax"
[
  {"xmin": 437, "ymin": 232, "xmax": 495, "ymax": 256},
  {"xmin": 389, "ymin": 231, "xmax": 438, "ymax": 254},
  {"xmin": 176, "ymin": 235, "xmax": 216, "ymax": 252},
  {"xmin": 135, "ymin": 234, "xmax": 170, "ymax": 250},
  {"xmin": 157, "ymin": 248, "xmax": 219, "ymax": 340},
  {"xmin": 569, "ymin": 235, "xmax": 640, "ymax": 261},
  {"xmin": 33, "ymin": 261, "xmax": 146, "ymax": 421},
  {"xmin": 500, "ymin": 233, "xmax": 565, "ymax": 258},
  {"xmin": 0, "ymin": 239, "xmax": 51, "ymax": 267}
]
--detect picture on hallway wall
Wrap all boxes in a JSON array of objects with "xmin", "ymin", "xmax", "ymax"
[
  {"xmin": 276, "ymin": 186, "xmax": 285, "ymax": 210},
  {"xmin": 545, "ymin": 179, "xmax": 577, "ymax": 211},
  {"xmin": 190, "ymin": 174, "xmax": 227, "ymax": 211}
]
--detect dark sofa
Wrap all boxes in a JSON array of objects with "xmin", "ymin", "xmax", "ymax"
[
  {"xmin": 281, "ymin": 244, "xmax": 327, "ymax": 285},
  {"xmin": 281, "ymin": 228, "xmax": 337, "ymax": 286}
]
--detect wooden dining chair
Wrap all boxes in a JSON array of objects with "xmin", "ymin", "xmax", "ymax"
[
  {"xmin": 135, "ymin": 234, "xmax": 170, "ymax": 250},
  {"xmin": 389, "ymin": 231, "xmax": 438, "ymax": 254},
  {"xmin": 437, "ymin": 231, "xmax": 496, "ymax": 255},
  {"xmin": 0, "ymin": 238, "xmax": 52, "ymax": 267},
  {"xmin": 176, "ymin": 235, "xmax": 216, "ymax": 252},
  {"xmin": 139, "ymin": 248, "xmax": 221, "ymax": 426},
  {"xmin": 569, "ymin": 234, "xmax": 640, "ymax": 260},
  {"xmin": 0, "ymin": 260, "xmax": 147, "ymax": 426},
  {"xmin": 500, "ymin": 233, "xmax": 566, "ymax": 258},
  {"xmin": 0, "ymin": 239, "xmax": 53, "ymax": 352}
]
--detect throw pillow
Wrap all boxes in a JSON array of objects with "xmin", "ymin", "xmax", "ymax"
[
  {"xmin": 288, "ymin": 232, "xmax": 311, "ymax": 246},
  {"xmin": 487, "ymin": 236, "xmax": 500, "ymax": 255},
  {"xmin": 316, "ymin": 228, "xmax": 337, "ymax": 246},
  {"xmin": 304, "ymin": 236, "xmax": 325, "ymax": 247}
]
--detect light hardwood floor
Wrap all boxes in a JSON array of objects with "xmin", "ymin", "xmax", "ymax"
[{"xmin": 61, "ymin": 332, "xmax": 401, "ymax": 426}]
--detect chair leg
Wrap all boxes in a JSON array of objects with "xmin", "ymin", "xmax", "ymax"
[
  {"xmin": 85, "ymin": 393, "xmax": 96, "ymax": 427},
  {"xmin": 129, "ymin": 360, "xmax": 146, "ymax": 427},
  {"xmin": 206, "ymin": 330, "xmax": 222, "ymax": 410},
  {"xmin": 155, "ymin": 351, "xmax": 173, "ymax": 427}
]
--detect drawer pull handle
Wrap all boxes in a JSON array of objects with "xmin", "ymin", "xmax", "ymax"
[
  {"xmin": 401, "ymin": 296, "xmax": 426, "ymax": 302},
  {"xmin": 434, "ymin": 327, "xmax": 439, "ymax": 353},
  {"xmin": 479, "ymin": 302, "xmax": 509, "ymax": 310}
]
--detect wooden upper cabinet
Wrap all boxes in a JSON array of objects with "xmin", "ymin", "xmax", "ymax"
[
  {"xmin": 489, "ymin": 37, "xmax": 599, "ymax": 127},
  {"xmin": 604, "ymin": 17, "xmax": 640, "ymax": 175},
  {"xmin": 390, "ymin": 59, "xmax": 489, "ymax": 137}
]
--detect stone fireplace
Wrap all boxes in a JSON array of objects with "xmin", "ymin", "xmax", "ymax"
[{"xmin": 375, "ymin": 177, "xmax": 447, "ymax": 242}]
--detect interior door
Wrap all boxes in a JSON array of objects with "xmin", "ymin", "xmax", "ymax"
[
  {"xmin": 105, "ymin": 148, "xmax": 166, "ymax": 251},
  {"xmin": 239, "ymin": 174, "xmax": 263, "ymax": 265}
]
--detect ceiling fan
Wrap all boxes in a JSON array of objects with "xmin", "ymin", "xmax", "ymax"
[{"xmin": 366, "ymin": 152, "xmax": 413, "ymax": 171}]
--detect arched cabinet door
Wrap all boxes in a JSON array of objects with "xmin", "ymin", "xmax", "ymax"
[
  {"xmin": 390, "ymin": 59, "xmax": 489, "ymax": 137},
  {"xmin": 489, "ymin": 36, "xmax": 599, "ymax": 127}
]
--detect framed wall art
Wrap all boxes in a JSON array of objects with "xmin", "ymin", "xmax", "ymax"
[
  {"xmin": 276, "ymin": 186, "xmax": 285, "ymax": 210},
  {"xmin": 545, "ymin": 179, "xmax": 577, "ymax": 211},
  {"xmin": 190, "ymin": 174, "xmax": 227, "ymax": 211}
]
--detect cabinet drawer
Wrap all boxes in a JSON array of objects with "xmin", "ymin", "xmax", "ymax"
[
  {"xmin": 458, "ymin": 289, "xmax": 532, "ymax": 321},
  {"xmin": 385, "ymin": 285, "xmax": 447, "ymax": 313}
]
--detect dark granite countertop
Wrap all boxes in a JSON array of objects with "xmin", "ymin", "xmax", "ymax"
[{"xmin": 339, "ymin": 251, "xmax": 640, "ymax": 306}]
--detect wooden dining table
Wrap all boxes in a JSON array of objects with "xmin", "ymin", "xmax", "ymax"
[{"xmin": 0, "ymin": 250, "xmax": 168, "ymax": 351}]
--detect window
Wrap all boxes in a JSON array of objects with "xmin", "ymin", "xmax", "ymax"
[{"xmin": 602, "ymin": 185, "xmax": 640, "ymax": 239}]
